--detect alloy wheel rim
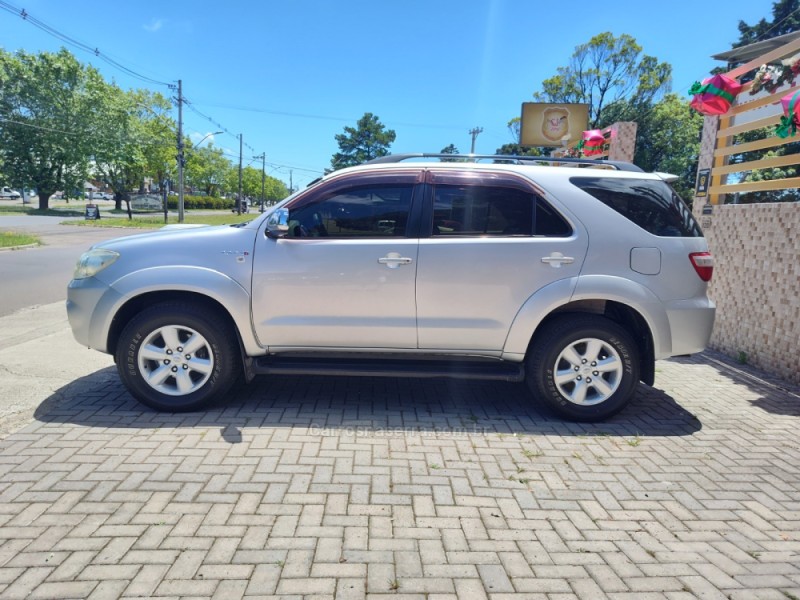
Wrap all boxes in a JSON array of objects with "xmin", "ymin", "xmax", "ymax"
[
  {"xmin": 137, "ymin": 325, "xmax": 214, "ymax": 396},
  {"xmin": 553, "ymin": 337, "xmax": 623, "ymax": 406}
]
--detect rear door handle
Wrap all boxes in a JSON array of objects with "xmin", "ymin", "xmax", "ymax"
[
  {"xmin": 378, "ymin": 252, "xmax": 413, "ymax": 269},
  {"xmin": 541, "ymin": 252, "xmax": 574, "ymax": 268}
]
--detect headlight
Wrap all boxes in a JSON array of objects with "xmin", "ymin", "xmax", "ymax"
[{"xmin": 73, "ymin": 249, "xmax": 119, "ymax": 280}]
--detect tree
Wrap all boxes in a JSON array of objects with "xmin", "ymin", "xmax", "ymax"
[
  {"xmin": 226, "ymin": 165, "xmax": 262, "ymax": 199},
  {"xmin": 262, "ymin": 175, "xmax": 289, "ymax": 204},
  {"xmin": 185, "ymin": 144, "xmax": 231, "ymax": 196},
  {"xmin": 734, "ymin": 0, "xmax": 800, "ymax": 47},
  {"xmin": 0, "ymin": 48, "xmax": 104, "ymax": 209},
  {"xmin": 600, "ymin": 94, "xmax": 703, "ymax": 199},
  {"xmin": 93, "ymin": 87, "xmax": 175, "ymax": 213},
  {"xmin": 535, "ymin": 33, "xmax": 671, "ymax": 128},
  {"xmin": 495, "ymin": 119, "xmax": 543, "ymax": 157},
  {"xmin": 331, "ymin": 112, "xmax": 396, "ymax": 170},
  {"xmin": 439, "ymin": 144, "xmax": 463, "ymax": 162}
]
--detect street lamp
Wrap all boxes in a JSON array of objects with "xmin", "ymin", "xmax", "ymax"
[{"xmin": 192, "ymin": 131, "xmax": 222, "ymax": 150}]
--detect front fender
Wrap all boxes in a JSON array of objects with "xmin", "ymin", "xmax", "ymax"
[
  {"xmin": 502, "ymin": 275, "xmax": 671, "ymax": 360},
  {"xmin": 88, "ymin": 266, "xmax": 261, "ymax": 355}
]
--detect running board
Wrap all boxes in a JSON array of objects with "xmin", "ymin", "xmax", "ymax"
[{"xmin": 250, "ymin": 356, "xmax": 525, "ymax": 382}]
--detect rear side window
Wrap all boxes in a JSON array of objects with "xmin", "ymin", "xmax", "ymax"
[
  {"xmin": 571, "ymin": 177, "xmax": 703, "ymax": 237},
  {"xmin": 431, "ymin": 184, "xmax": 572, "ymax": 237}
]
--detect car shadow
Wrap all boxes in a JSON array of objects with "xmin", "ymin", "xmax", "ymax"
[
  {"xmin": 33, "ymin": 367, "xmax": 702, "ymax": 440},
  {"xmin": 669, "ymin": 349, "xmax": 800, "ymax": 418}
]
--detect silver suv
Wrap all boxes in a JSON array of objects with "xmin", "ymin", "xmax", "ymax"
[{"xmin": 67, "ymin": 154, "xmax": 715, "ymax": 421}]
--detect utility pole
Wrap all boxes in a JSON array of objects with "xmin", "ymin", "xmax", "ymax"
[
  {"xmin": 237, "ymin": 134, "xmax": 243, "ymax": 215},
  {"xmin": 176, "ymin": 79, "xmax": 185, "ymax": 223},
  {"xmin": 289, "ymin": 170, "xmax": 293, "ymax": 194},
  {"xmin": 259, "ymin": 153, "xmax": 266, "ymax": 211},
  {"xmin": 468, "ymin": 126, "xmax": 483, "ymax": 154}
]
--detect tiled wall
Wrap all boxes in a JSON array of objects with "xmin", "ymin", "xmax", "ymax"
[{"xmin": 700, "ymin": 203, "xmax": 800, "ymax": 384}]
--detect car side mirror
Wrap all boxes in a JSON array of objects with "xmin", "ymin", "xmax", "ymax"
[{"xmin": 266, "ymin": 208, "xmax": 290, "ymax": 238}]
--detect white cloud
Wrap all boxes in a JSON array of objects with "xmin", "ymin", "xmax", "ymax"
[{"xmin": 143, "ymin": 18, "xmax": 165, "ymax": 33}]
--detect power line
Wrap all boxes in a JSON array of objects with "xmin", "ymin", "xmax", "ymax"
[
  {"xmin": 0, "ymin": 0, "xmax": 171, "ymax": 87},
  {"xmin": 191, "ymin": 100, "xmax": 467, "ymax": 131},
  {"xmin": 0, "ymin": 117, "xmax": 78, "ymax": 136}
]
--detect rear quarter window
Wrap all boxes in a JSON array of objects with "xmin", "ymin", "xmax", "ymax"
[{"xmin": 570, "ymin": 177, "xmax": 703, "ymax": 237}]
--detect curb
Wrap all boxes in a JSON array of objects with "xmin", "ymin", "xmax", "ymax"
[{"xmin": 0, "ymin": 243, "xmax": 40, "ymax": 252}]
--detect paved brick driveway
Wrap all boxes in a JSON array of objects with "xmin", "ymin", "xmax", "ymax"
[{"xmin": 0, "ymin": 351, "xmax": 798, "ymax": 599}]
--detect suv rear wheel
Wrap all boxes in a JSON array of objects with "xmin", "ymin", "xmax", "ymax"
[
  {"xmin": 527, "ymin": 314, "xmax": 639, "ymax": 421},
  {"xmin": 115, "ymin": 302, "xmax": 240, "ymax": 412}
]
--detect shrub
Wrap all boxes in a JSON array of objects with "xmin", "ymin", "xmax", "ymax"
[{"xmin": 166, "ymin": 195, "xmax": 235, "ymax": 210}]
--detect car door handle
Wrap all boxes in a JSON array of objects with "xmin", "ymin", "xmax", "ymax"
[
  {"xmin": 541, "ymin": 252, "xmax": 574, "ymax": 268},
  {"xmin": 378, "ymin": 253, "xmax": 413, "ymax": 269}
]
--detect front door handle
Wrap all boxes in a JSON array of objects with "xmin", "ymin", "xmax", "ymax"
[
  {"xmin": 541, "ymin": 252, "xmax": 575, "ymax": 268},
  {"xmin": 378, "ymin": 252, "xmax": 413, "ymax": 269}
]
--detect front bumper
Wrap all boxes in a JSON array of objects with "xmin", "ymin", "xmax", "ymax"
[{"xmin": 66, "ymin": 277, "xmax": 119, "ymax": 353}]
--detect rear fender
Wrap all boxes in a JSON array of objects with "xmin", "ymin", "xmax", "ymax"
[{"xmin": 502, "ymin": 275, "xmax": 671, "ymax": 360}]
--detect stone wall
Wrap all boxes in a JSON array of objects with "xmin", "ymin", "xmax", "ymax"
[{"xmin": 700, "ymin": 202, "xmax": 800, "ymax": 384}]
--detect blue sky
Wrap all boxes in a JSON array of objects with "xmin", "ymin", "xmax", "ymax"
[{"xmin": 1, "ymin": 0, "xmax": 772, "ymax": 188}]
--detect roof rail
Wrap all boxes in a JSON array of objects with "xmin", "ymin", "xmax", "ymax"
[{"xmin": 366, "ymin": 153, "xmax": 644, "ymax": 172}]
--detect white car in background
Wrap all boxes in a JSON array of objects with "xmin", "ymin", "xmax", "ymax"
[{"xmin": 0, "ymin": 187, "xmax": 21, "ymax": 200}]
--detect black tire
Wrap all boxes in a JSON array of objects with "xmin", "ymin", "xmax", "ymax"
[
  {"xmin": 526, "ymin": 314, "xmax": 640, "ymax": 422},
  {"xmin": 115, "ymin": 302, "xmax": 241, "ymax": 412}
]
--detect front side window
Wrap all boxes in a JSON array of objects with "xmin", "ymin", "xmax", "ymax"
[
  {"xmin": 571, "ymin": 176, "xmax": 703, "ymax": 237},
  {"xmin": 288, "ymin": 184, "xmax": 413, "ymax": 238}
]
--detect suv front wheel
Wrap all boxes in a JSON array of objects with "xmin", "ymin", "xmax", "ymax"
[
  {"xmin": 115, "ymin": 302, "xmax": 240, "ymax": 412},
  {"xmin": 527, "ymin": 315, "xmax": 640, "ymax": 421}
]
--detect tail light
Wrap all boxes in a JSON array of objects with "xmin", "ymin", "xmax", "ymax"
[{"xmin": 689, "ymin": 252, "xmax": 714, "ymax": 282}]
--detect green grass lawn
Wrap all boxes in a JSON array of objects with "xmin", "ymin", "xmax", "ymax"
[
  {"xmin": 0, "ymin": 231, "xmax": 40, "ymax": 248},
  {"xmin": 66, "ymin": 212, "xmax": 257, "ymax": 228},
  {"xmin": 0, "ymin": 204, "xmax": 84, "ymax": 217},
  {"xmin": 0, "ymin": 202, "xmax": 257, "ymax": 228}
]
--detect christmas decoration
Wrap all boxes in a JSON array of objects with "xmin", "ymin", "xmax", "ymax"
[
  {"xmin": 749, "ymin": 54, "xmax": 800, "ymax": 95},
  {"xmin": 776, "ymin": 90, "xmax": 800, "ymax": 138},
  {"xmin": 580, "ymin": 130, "xmax": 605, "ymax": 156},
  {"xmin": 689, "ymin": 74, "xmax": 742, "ymax": 115}
]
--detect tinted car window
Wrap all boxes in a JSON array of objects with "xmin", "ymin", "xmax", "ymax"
[
  {"xmin": 571, "ymin": 177, "xmax": 703, "ymax": 237},
  {"xmin": 431, "ymin": 185, "xmax": 571, "ymax": 237},
  {"xmin": 535, "ymin": 197, "xmax": 572, "ymax": 237},
  {"xmin": 288, "ymin": 184, "xmax": 413, "ymax": 238}
]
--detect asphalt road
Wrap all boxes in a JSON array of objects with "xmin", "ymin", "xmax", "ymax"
[{"xmin": 0, "ymin": 216, "xmax": 139, "ymax": 317}]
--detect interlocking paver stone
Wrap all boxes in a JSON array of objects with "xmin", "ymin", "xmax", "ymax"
[{"xmin": 0, "ymin": 350, "xmax": 798, "ymax": 598}]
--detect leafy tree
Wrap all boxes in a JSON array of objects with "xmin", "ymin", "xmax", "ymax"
[
  {"xmin": 93, "ymin": 87, "xmax": 175, "ymax": 213},
  {"xmin": 262, "ymin": 176, "xmax": 289, "ymax": 203},
  {"xmin": 734, "ymin": 0, "xmax": 800, "ymax": 47},
  {"xmin": 495, "ymin": 119, "xmax": 543, "ymax": 157},
  {"xmin": 225, "ymin": 165, "xmax": 262, "ymax": 199},
  {"xmin": 600, "ymin": 94, "xmax": 703, "ymax": 199},
  {"xmin": 439, "ymin": 144, "xmax": 463, "ymax": 162},
  {"xmin": 136, "ymin": 90, "xmax": 175, "ymax": 202},
  {"xmin": 185, "ymin": 144, "xmax": 231, "ymax": 196},
  {"xmin": 0, "ymin": 48, "xmax": 104, "ymax": 209},
  {"xmin": 535, "ymin": 33, "xmax": 671, "ymax": 128},
  {"xmin": 331, "ymin": 112, "xmax": 396, "ymax": 170}
]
